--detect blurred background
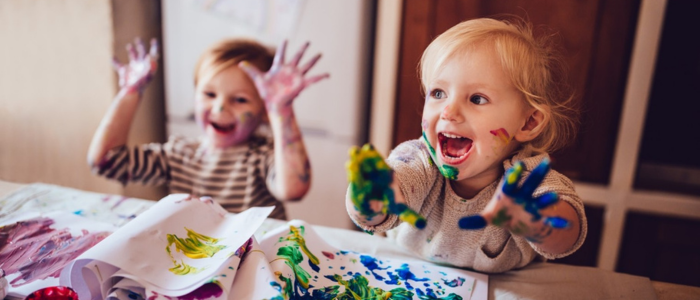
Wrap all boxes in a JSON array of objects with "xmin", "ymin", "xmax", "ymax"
[{"xmin": 0, "ymin": 0, "xmax": 698, "ymax": 288}]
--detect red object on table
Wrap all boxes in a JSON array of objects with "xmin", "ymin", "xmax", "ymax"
[{"xmin": 25, "ymin": 286, "xmax": 78, "ymax": 300}]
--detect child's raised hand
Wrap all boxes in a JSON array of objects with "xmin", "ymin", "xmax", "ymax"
[
  {"xmin": 112, "ymin": 38, "xmax": 159, "ymax": 94},
  {"xmin": 238, "ymin": 40, "xmax": 329, "ymax": 114},
  {"xmin": 346, "ymin": 144, "xmax": 426, "ymax": 229},
  {"xmin": 458, "ymin": 158, "xmax": 570, "ymax": 242}
]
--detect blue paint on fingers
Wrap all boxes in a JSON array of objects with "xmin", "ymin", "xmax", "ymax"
[{"xmin": 458, "ymin": 215, "xmax": 487, "ymax": 229}]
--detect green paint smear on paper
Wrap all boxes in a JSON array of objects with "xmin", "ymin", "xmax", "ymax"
[
  {"xmin": 279, "ymin": 226, "xmax": 320, "ymax": 267},
  {"xmin": 166, "ymin": 227, "xmax": 226, "ymax": 275}
]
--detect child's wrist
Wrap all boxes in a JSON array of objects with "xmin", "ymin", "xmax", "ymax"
[
  {"xmin": 117, "ymin": 87, "xmax": 143, "ymax": 100},
  {"xmin": 266, "ymin": 104, "xmax": 295, "ymax": 118}
]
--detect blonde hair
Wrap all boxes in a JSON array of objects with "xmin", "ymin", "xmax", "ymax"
[
  {"xmin": 194, "ymin": 38, "xmax": 274, "ymax": 87},
  {"xmin": 419, "ymin": 17, "xmax": 578, "ymax": 153}
]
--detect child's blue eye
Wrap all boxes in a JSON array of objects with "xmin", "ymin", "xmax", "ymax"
[
  {"xmin": 470, "ymin": 95, "xmax": 488, "ymax": 105},
  {"xmin": 430, "ymin": 89, "xmax": 446, "ymax": 99}
]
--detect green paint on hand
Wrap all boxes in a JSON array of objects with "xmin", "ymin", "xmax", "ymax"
[
  {"xmin": 491, "ymin": 208, "xmax": 512, "ymax": 227},
  {"xmin": 346, "ymin": 144, "xmax": 427, "ymax": 229}
]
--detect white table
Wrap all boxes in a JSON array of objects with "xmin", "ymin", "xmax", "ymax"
[{"xmin": 1, "ymin": 180, "xmax": 698, "ymax": 300}]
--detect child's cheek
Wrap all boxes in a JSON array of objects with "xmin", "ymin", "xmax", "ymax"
[
  {"xmin": 195, "ymin": 108, "xmax": 209, "ymax": 130},
  {"xmin": 421, "ymin": 119, "xmax": 429, "ymax": 130},
  {"xmin": 489, "ymin": 128, "xmax": 513, "ymax": 155}
]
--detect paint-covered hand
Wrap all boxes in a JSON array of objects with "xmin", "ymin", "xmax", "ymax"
[
  {"xmin": 239, "ymin": 40, "xmax": 329, "ymax": 114},
  {"xmin": 458, "ymin": 158, "xmax": 570, "ymax": 242},
  {"xmin": 346, "ymin": 144, "xmax": 426, "ymax": 229},
  {"xmin": 113, "ymin": 38, "xmax": 159, "ymax": 94}
]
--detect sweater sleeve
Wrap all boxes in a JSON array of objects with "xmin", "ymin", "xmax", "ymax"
[
  {"xmin": 347, "ymin": 139, "xmax": 438, "ymax": 233},
  {"xmin": 91, "ymin": 136, "xmax": 177, "ymax": 186}
]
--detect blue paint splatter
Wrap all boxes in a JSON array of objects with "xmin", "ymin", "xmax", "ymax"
[
  {"xmin": 360, "ymin": 255, "xmax": 389, "ymax": 281},
  {"xmin": 395, "ymin": 264, "xmax": 429, "ymax": 290},
  {"xmin": 442, "ymin": 276, "xmax": 465, "ymax": 287}
]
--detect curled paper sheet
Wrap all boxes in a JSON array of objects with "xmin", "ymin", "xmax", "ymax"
[{"xmin": 59, "ymin": 194, "xmax": 274, "ymax": 300}]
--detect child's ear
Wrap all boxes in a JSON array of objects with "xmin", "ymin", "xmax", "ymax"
[{"xmin": 514, "ymin": 109, "xmax": 546, "ymax": 142}]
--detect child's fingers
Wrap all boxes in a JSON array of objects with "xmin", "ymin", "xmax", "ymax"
[
  {"xmin": 272, "ymin": 40, "xmax": 288, "ymax": 69},
  {"xmin": 502, "ymin": 161, "xmax": 524, "ymax": 196},
  {"xmin": 534, "ymin": 191, "xmax": 559, "ymax": 210},
  {"xmin": 391, "ymin": 203, "xmax": 427, "ymax": 229},
  {"xmin": 112, "ymin": 57, "xmax": 123, "ymax": 71},
  {"xmin": 238, "ymin": 61, "xmax": 264, "ymax": 80},
  {"xmin": 300, "ymin": 53, "xmax": 322, "ymax": 75},
  {"xmin": 543, "ymin": 216, "xmax": 570, "ymax": 229},
  {"xmin": 126, "ymin": 43, "xmax": 137, "ymax": 62},
  {"xmin": 303, "ymin": 73, "xmax": 330, "ymax": 87},
  {"xmin": 135, "ymin": 37, "xmax": 146, "ymax": 59},
  {"xmin": 458, "ymin": 214, "xmax": 487, "ymax": 230},
  {"xmin": 290, "ymin": 41, "xmax": 310, "ymax": 67},
  {"xmin": 520, "ymin": 157, "xmax": 550, "ymax": 197},
  {"xmin": 149, "ymin": 38, "xmax": 160, "ymax": 60}
]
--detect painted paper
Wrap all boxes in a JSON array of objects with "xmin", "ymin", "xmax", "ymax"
[
  {"xmin": 59, "ymin": 194, "xmax": 274, "ymax": 300},
  {"xmin": 0, "ymin": 212, "xmax": 117, "ymax": 299},
  {"xmin": 257, "ymin": 220, "xmax": 488, "ymax": 299}
]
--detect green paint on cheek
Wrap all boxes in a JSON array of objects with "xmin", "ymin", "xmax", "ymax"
[
  {"xmin": 422, "ymin": 131, "xmax": 460, "ymax": 180},
  {"xmin": 491, "ymin": 208, "xmax": 512, "ymax": 227}
]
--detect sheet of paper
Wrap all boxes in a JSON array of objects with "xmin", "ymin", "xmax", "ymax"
[
  {"xmin": 60, "ymin": 194, "xmax": 273, "ymax": 299},
  {"xmin": 258, "ymin": 219, "xmax": 488, "ymax": 299}
]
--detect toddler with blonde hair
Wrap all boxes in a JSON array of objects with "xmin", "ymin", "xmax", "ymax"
[{"xmin": 346, "ymin": 18, "xmax": 586, "ymax": 273}]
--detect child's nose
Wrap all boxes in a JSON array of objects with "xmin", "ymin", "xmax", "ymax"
[
  {"xmin": 440, "ymin": 103, "xmax": 463, "ymax": 122},
  {"xmin": 213, "ymin": 97, "xmax": 226, "ymax": 113}
]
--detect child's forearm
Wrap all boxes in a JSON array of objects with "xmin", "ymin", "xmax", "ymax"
[
  {"xmin": 528, "ymin": 200, "xmax": 581, "ymax": 255},
  {"xmin": 267, "ymin": 109, "xmax": 311, "ymax": 201},
  {"xmin": 87, "ymin": 89, "xmax": 141, "ymax": 168}
]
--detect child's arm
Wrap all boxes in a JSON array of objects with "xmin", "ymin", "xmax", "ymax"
[
  {"xmin": 87, "ymin": 38, "xmax": 159, "ymax": 169},
  {"xmin": 239, "ymin": 41, "xmax": 327, "ymax": 201},
  {"xmin": 345, "ymin": 144, "xmax": 426, "ymax": 229},
  {"xmin": 459, "ymin": 158, "xmax": 581, "ymax": 255}
]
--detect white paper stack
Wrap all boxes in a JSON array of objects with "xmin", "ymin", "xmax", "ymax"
[{"xmin": 59, "ymin": 194, "xmax": 273, "ymax": 300}]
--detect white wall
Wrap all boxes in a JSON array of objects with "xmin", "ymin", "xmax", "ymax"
[
  {"xmin": 0, "ymin": 0, "xmax": 167, "ymax": 200},
  {"xmin": 0, "ymin": 0, "xmax": 119, "ymax": 194}
]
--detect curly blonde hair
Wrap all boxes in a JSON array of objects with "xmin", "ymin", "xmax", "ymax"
[{"xmin": 419, "ymin": 17, "xmax": 578, "ymax": 153}]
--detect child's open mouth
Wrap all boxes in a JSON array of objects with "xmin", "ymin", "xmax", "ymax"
[
  {"xmin": 438, "ymin": 132, "xmax": 472, "ymax": 164},
  {"xmin": 210, "ymin": 121, "xmax": 235, "ymax": 134}
]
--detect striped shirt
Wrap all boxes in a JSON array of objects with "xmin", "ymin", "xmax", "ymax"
[{"xmin": 94, "ymin": 135, "xmax": 286, "ymax": 219}]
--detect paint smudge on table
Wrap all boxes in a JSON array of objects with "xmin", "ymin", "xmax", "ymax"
[{"xmin": 0, "ymin": 217, "xmax": 110, "ymax": 287}]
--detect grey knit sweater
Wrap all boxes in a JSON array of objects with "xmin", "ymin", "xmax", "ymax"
[{"xmin": 348, "ymin": 139, "xmax": 587, "ymax": 273}]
